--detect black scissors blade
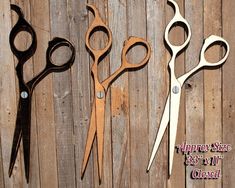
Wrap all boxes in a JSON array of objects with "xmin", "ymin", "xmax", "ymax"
[
  {"xmin": 8, "ymin": 100, "xmax": 23, "ymax": 177},
  {"xmin": 9, "ymin": 95, "xmax": 32, "ymax": 182},
  {"xmin": 20, "ymin": 97, "xmax": 32, "ymax": 183}
]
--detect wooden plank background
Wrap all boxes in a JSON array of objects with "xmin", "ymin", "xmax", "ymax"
[{"xmin": 0, "ymin": 0, "xmax": 234, "ymax": 187}]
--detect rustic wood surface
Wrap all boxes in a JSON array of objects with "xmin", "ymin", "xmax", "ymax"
[{"xmin": 0, "ymin": 0, "xmax": 234, "ymax": 187}]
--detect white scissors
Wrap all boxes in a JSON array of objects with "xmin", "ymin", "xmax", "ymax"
[{"xmin": 147, "ymin": 0, "xmax": 230, "ymax": 176}]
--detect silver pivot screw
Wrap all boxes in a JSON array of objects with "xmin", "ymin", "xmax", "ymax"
[
  {"xmin": 172, "ymin": 86, "xmax": 179, "ymax": 94},
  {"xmin": 21, "ymin": 91, "xmax": 28, "ymax": 99},
  {"xmin": 96, "ymin": 91, "xmax": 104, "ymax": 99}
]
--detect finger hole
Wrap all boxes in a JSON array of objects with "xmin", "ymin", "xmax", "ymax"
[
  {"xmin": 125, "ymin": 42, "xmax": 148, "ymax": 67},
  {"xmin": 167, "ymin": 21, "xmax": 189, "ymax": 47},
  {"xmin": 88, "ymin": 26, "xmax": 110, "ymax": 51},
  {"xmin": 204, "ymin": 41, "xmax": 228, "ymax": 64},
  {"xmin": 51, "ymin": 45, "xmax": 73, "ymax": 66},
  {"xmin": 13, "ymin": 30, "xmax": 33, "ymax": 52}
]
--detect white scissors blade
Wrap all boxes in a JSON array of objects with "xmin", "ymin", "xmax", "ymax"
[
  {"xmin": 169, "ymin": 84, "xmax": 181, "ymax": 175},
  {"xmin": 147, "ymin": 96, "xmax": 170, "ymax": 171}
]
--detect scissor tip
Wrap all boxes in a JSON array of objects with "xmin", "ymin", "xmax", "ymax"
[
  {"xmin": 8, "ymin": 166, "xmax": 13, "ymax": 178},
  {"xmin": 81, "ymin": 171, "xmax": 85, "ymax": 180},
  {"xmin": 146, "ymin": 169, "xmax": 149, "ymax": 173},
  {"xmin": 99, "ymin": 178, "xmax": 102, "ymax": 185},
  {"xmin": 25, "ymin": 173, "xmax": 30, "ymax": 183}
]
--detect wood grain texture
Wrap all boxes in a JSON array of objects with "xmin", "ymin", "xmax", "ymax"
[
  {"xmin": 0, "ymin": 0, "xmax": 17, "ymax": 187},
  {"xmin": 69, "ymin": 0, "xmax": 94, "ymax": 187},
  {"xmin": 108, "ymin": 1, "xmax": 130, "ymax": 188},
  {"xmin": 127, "ymin": 1, "xmax": 149, "ymax": 187},
  {"xmin": 204, "ymin": 1, "xmax": 222, "ymax": 188},
  {"xmin": 31, "ymin": 0, "xmax": 58, "ymax": 187},
  {"xmin": 222, "ymin": 0, "xmax": 235, "ymax": 188},
  {"xmin": 185, "ymin": 1, "xmax": 204, "ymax": 188},
  {"xmin": 49, "ymin": 0, "xmax": 75, "ymax": 187},
  {"xmin": 146, "ymin": 0, "xmax": 168, "ymax": 187},
  {"xmin": 0, "ymin": 0, "xmax": 234, "ymax": 188}
]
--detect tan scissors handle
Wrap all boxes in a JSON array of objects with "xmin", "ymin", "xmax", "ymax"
[
  {"xmin": 85, "ymin": 4, "xmax": 112, "ymax": 62},
  {"xmin": 102, "ymin": 36, "xmax": 151, "ymax": 90},
  {"xmin": 164, "ymin": 0, "xmax": 191, "ymax": 55}
]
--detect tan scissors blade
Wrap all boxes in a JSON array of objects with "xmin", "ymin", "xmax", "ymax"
[
  {"xmin": 81, "ymin": 102, "xmax": 97, "ymax": 179},
  {"xmin": 94, "ymin": 87, "xmax": 106, "ymax": 182}
]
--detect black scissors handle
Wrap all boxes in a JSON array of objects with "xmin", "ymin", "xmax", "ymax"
[
  {"xmin": 10, "ymin": 4, "xmax": 37, "ymax": 62},
  {"xmin": 27, "ymin": 37, "xmax": 76, "ymax": 90}
]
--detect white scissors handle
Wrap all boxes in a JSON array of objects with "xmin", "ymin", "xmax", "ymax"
[
  {"xmin": 179, "ymin": 35, "xmax": 230, "ymax": 85},
  {"xmin": 164, "ymin": 0, "xmax": 191, "ymax": 55}
]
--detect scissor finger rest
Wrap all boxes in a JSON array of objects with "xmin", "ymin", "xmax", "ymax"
[
  {"xmin": 10, "ymin": 4, "xmax": 37, "ymax": 61},
  {"xmin": 46, "ymin": 37, "xmax": 76, "ymax": 71},
  {"xmin": 121, "ymin": 36, "xmax": 151, "ymax": 69},
  {"xmin": 199, "ymin": 35, "xmax": 230, "ymax": 67},
  {"xmin": 102, "ymin": 36, "xmax": 151, "ymax": 90},
  {"xmin": 27, "ymin": 37, "xmax": 75, "ymax": 90},
  {"xmin": 85, "ymin": 4, "xmax": 112, "ymax": 61}
]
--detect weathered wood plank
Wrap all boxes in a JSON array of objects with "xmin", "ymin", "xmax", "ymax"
[
  {"xmin": 108, "ymin": 0, "xmax": 130, "ymax": 187},
  {"xmin": 127, "ymin": 1, "xmax": 149, "ymax": 187},
  {"xmin": 0, "ymin": 0, "xmax": 16, "ymax": 186},
  {"xmin": 49, "ymin": 0, "xmax": 76, "ymax": 187},
  {"xmin": 146, "ymin": 0, "xmax": 168, "ymax": 187},
  {"xmin": 204, "ymin": 1, "xmax": 222, "ymax": 188},
  {"xmin": 185, "ymin": 1, "xmax": 205, "ymax": 188},
  {"xmin": 69, "ymin": 0, "xmax": 94, "ymax": 187},
  {"xmin": 31, "ymin": 0, "xmax": 58, "ymax": 187},
  {"xmin": 222, "ymin": 0, "xmax": 235, "ymax": 188},
  {"xmin": 0, "ymin": 137, "xmax": 4, "ymax": 187}
]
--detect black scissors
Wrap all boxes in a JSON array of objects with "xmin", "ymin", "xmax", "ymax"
[{"xmin": 8, "ymin": 4, "xmax": 75, "ymax": 182}]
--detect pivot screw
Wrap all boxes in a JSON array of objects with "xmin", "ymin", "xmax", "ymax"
[
  {"xmin": 21, "ymin": 91, "xmax": 28, "ymax": 99},
  {"xmin": 97, "ymin": 91, "xmax": 104, "ymax": 99},
  {"xmin": 172, "ymin": 86, "xmax": 179, "ymax": 94}
]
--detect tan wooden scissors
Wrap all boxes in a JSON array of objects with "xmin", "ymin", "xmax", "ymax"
[
  {"xmin": 81, "ymin": 4, "xmax": 151, "ymax": 183},
  {"xmin": 147, "ymin": 0, "xmax": 230, "ymax": 176}
]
